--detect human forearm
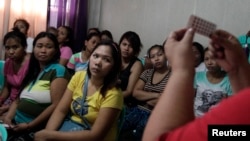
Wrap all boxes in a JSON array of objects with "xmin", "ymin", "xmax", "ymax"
[
  {"xmin": 133, "ymin": 90, "xmax": 159, "ymax": 101},
  {"xmin": 4, "ymin": 100, "xmax": 18, "ymax": 122},
  {"xmin": 28, "ymin": 104, "xmax": 58, "ymax": 129},
  {"xmin": 0, "ymin": 86, "xmax": 9, "ymax": 104},
  {"xmin": 143, "ymin": 70, "xmax": 195, "ymax": 141},
  {"xmin": 122, "ymin": 90, "xmax": 131, "ymax": 98},
  {"xmin": 45, "ymin": 107, "xmax": 68, "ymax": 130},
  {"xmin": 38, "ymin": 130, "xmax": 98, "ymax": 141}
]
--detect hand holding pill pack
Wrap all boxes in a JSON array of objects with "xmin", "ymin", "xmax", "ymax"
[{"xmin": 187, "ymin": 14, "xmax": 217, "ymax": 37}]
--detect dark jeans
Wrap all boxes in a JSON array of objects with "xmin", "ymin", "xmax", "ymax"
[{"xmin": 121, "ymin": 105, "xmax": 150, "ymax": 141}]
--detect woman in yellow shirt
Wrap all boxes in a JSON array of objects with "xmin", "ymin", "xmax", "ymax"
[{"xmin": 35, "ymin": 41, "xmax": 123, "ymax": 141}]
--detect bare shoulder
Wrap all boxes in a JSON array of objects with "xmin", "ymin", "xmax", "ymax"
[{"xmin": 131, "ymin": 60, "xmax": 143, "ymax": 71}]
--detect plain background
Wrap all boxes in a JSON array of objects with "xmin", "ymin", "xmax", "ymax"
[{"xmin": 88, "ymin": 0, "xmax": 250, "ymax": 58}]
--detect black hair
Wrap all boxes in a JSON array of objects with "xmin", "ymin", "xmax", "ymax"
[
  {"xmin": 47, "ymin": 26, "xmax": 58, "ymax": 37},
  {"xmin": 119, "ymin": 31, "xmax": 142, "ymax": 56},
  {"xmin": 87, "ymin": 27, "xmax": 101, "ymax": 35},
  {"xmin": 13, "ymin": 19, "xmax": 30, "ymax": 30},
  {"xmin": 59, "ymin": 26, "xmax": 74, "ymax": 47},
  {"xmin": 20, "ymin": 32, "xmax": 60, "ymax": 95},
  {"xmin": 83, "ymin": 32, "xmax": 100, "ymax": 50},
  {"xmin": 147, "ymin": 44, "xmax": 164, "ymax": 58},
  {"xmin": 87, "ymin": 40, "xmax": 121, "ymax": 96},
  {"xmin": 3, "ymin": 27, "xmax": 27, "ymax": 48},
  {"xmin": 100, "ymin": 30, "xmax": 113, "ymax": 41},
  {"xmin": 193, "ymin": 42, "xmax": 204, "ymax": 62}
]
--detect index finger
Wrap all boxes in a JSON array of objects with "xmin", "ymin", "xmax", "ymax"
[{"xmin": 168, "ymin": 28, "xmax": 187, "ymax": 41}]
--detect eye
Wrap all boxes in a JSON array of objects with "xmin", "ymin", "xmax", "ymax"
[
  {"xmin": 103, "ymin": 57, "xmax": 110, "ymax": 62},
  {"xmin": 5, "ymin": 46, "xmax": 10, "ymax": 50},
  {"xmin": 157, "ymin": 52, "xmax": 163, "ymax": 56},
  {"xmin": 35, "ymin": 44, "xmax": 43, "ymax": 48},
  {"xmin": 93, "ymin": 54, "xmax": 98, "ymax": 58},
  {"xmin": 12, "ymin": 45, "xmax": 18, "ymax": 50},
  {"xmin": 47, "ymin": 46, "xmax": 53, "ymax": 49},
  {"xmin": 122, "ymin": 43, "xmax": 127, "ymax": 46}
]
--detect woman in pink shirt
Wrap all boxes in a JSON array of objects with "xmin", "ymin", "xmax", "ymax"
[
  {"xmin": 57, "ymin": 26, "xmax": 73, "ymax": 66},
  {"xmin": 0, "ymin": 28, "xmax": 30, "ymax": 118}
]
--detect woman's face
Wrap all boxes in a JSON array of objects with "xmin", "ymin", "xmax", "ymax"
[
  {"xmin": 85, "ymin": 36, "xmax": 100, "ymax": 52},
  {"xmin": 149, "ymin": 47, "xmax": 166, "ymax": 69},
  {"xmin": 120, "ymin": 38, "xmax": 134, "ymax": 58},
  {"xmin": 57, "ymin": 27, "xmax": 68, "ymax": 44},
  {"xmin": 14, "ymin": 21, "xmax": 28, "ymax": 35},
  {"xmin": 192, "ymin": 46, "xmax": 202, "ymax": 67},
  {"xmin": 204, "ymin": 51, "xmax": 220, "ymax": 72},
  {"xmin": 34, "ymin": 37, "xmax": 56, "ymax": 64},
  {"xmin": 89, "ymin": 45, "xmax": 114, "ymax": 78},
  {"xmin": 5, "ymin": 38, "xmax": 26, "ymax": 61}
]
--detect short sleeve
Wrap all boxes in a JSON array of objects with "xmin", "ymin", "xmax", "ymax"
[
  {"xmin": 100, "ymin": 88, "xmax": 123, "ymax": 110},
  {"xmin": 139, "ymin": 69, "xmax": 152, "ymax": 83},
  {"xmin": 26, "ymin": 37, "xmax": 34, "ymax": 53},
  {"xmin": 67, "ymin": 55, "xmax": 76, "ymax": 69},
  {"xmin": 60, "ymin": 46, "xmax": 73, "ymax": 59},
  {"xmin": 67, "ymin": 71, "xmax": 86, "ymax": 92}
]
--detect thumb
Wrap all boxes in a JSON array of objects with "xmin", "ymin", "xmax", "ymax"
[{"xmin": 182, "ymin": 28, "xmax": 195, "ymax": 44}]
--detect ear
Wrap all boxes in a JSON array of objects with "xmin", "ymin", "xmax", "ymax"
[{"xmin": 85, "ymin": 40, "xmax": 88, "ymax": 46}]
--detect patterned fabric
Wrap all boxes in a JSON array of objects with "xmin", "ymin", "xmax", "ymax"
[
  {"xmin": 156, "ymin": 88, "xmax": 250, "ymax": 141},
  {"xmin": 140, "ymin": 69, "xmax": 171, "ymax": 94},
  {"xmin": 67, "ymin": 52, "xmax": 88, "ymax": 71},
  {"xmin": 194, "ymin": 71, "xmax": 232, "ymax": 117},
  {"xmin": 121, "ymin": 68, "xmax": 171, "ymax": 141},
  {"xmin": 15, "ymin": 63, "xmax": 70, "ymax": 123},
  {"xmin": 121, "ymin": 106, "xmax": 150, "ymax": 141}
]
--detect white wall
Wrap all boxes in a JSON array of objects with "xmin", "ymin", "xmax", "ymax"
[{"xmin": 88, "ymin": 0, "xmax": 250, "ymax": 58}]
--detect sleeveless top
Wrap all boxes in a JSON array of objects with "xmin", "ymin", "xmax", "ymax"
[{"xmin": 119, "ymin": 57, "xmax": 140, "ymax": 106}]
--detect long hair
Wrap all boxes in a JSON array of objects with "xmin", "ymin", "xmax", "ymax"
[
  {"xmin": 59, "ymin": 26, "xmax": 74, "ymax": 47},
  {"xmin": 119, "ymin": 31, "xmax": 142, "ymax": 56},
  {"xmin": 87, "ymin": 40, "xmax": 121, "ymax": 96},
  {"xmin": 20, "ymin": 32, "xmax": 60, "ymax": 93},
  {"xmin": 193, "ymin": 42, "xmax": 204, "ymax": 63}
]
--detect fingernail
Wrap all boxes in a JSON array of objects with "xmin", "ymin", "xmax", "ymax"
[
  {"xmin": 169, "ymin": 32, "xmax": 175, "ymax": 38},
  {"xmin": 188, "ymin": 28, "xmax": 193, "ymax": 32}
]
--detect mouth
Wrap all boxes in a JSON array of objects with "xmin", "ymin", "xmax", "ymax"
[
  {"xmin": 122, "ymin": 51, "xmax": 129, "ymax": 55},
  {"xmin": 207, "ymin": 66, "xmax": 217, "ymax": 71},
  {"xmin": 155, "ymin": 62, "xmax": 161, "ymax": 66},
  {"xmin": 38, "ymin": 55, "xmax": 48, "ymax": 59},
  {"xmin": 91, "ymin": 68, "xmax": 100, "ymax": 73}
]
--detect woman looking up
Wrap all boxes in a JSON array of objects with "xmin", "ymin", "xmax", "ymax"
[{"xmin": 35, "ymin": 41, "xmax": 123, "ymax": 141}]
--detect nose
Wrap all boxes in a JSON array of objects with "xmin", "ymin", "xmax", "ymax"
[
  {"xmin": 95, "ymin": 58, "xmax": 102, "ymax": 67},
  {"xmin": 40, "ymin": 47, "xmax": 47, "ymax": 52},
  {"xmin": 123, "ymin": 45, "xmax": 129, "ymax": 51},
  {"xmin": 207, "ymin": 59, "xmax": 213, "ymax": 65},
  {"xmin": 9, "ymin": 48, "xmax": 15, "ymax": 54}
]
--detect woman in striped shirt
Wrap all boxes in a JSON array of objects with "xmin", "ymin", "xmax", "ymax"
[{"xmin": 122, "ymin": 44, "xmax": 171, "ymax": 141}]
